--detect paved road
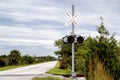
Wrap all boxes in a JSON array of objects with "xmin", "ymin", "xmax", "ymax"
[
  {"xmin": 0, "ymin": 61, "xmax": 57, "ymax": 80},
  {"xmin": 0, "ymin": 61, "xmax": 85, "ymax": 80}
]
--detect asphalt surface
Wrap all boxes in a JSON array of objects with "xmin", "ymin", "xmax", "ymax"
[
  {"xmin": 0, "ymin": 61, "xmax": 86, "ymax": 80},
  {"xmin": 0, "ymin": 61, "xmax": 57, "ymax": 80}
]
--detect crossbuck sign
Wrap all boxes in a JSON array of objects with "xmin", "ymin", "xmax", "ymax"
[{"xmin": 65, "ymin": 12, "xmax": 79, "ymax": 26}]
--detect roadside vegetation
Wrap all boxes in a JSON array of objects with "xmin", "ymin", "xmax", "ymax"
[
  {"xmin": 0, "ymin": 50, "xmax": 56, "ymax": 71},
  {"xmin": 0, "ymin": 64, "xmax": 28, "ymax": 71},
  {"xmin": 47, "ymin": 61, "xmax": 71, "ymax": 75},
  {"xmin": 32, "ymin": 77, "xmax": 61, "ymax": 80},
  {"xmin": 53, "ymin": 19, "xmax": 120, "ymax": 80}
]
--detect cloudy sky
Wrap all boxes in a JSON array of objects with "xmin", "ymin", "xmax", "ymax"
[{"xmin": 0, "ymin": 0, "xmax": 120, "ymax": 56}]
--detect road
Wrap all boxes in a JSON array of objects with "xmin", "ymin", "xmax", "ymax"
[
  {"xmin": 0, "ymin": 61, "xmax": 85, "ymax": 80},
  {"xmin": 0, "ymin": 61, "xmax": 57, "ymax": 80}
]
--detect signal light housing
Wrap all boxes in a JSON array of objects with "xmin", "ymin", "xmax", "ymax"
[
  {"xmin": 68, "ymin": 35, "xmax": 74, "ymax": 43},
  {"xmin": 62, "ymin": 36, "xmax": 68, "ymax": 44},
  {"xmin": 62, "ymin": 35, "xmax": 74, "ymax": 44},
  {"xmin": 62, "ymin": 35, "xmax": 84, "ymax": 44},
  {"xmin": 77, "ymin": 36, "xmax": 84, "ymax": 44}
]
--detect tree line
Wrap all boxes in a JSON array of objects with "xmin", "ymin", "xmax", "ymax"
[
  {"xmin": 0, "ymin": 50, "xmax": 56, "ymax": 67},
  {"xmin": 54, "ymin": 20, "xmax": 120, "ymax": 80}
]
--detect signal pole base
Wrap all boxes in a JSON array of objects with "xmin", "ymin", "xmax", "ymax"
[
  {"xmin": 71, "ymin": 76, "xmax": 78, "ymax": 80},
  {"xmin": 71, "ymin": 72, "xmax": 78, "ymax": 80}
]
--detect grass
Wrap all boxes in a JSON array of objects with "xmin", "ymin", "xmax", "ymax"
[
  {"xmin": 0, "ymin": 64, "xmax": 31, "ymax": 71},
  {"xmin": 32, "ymin": 77, "xmax": 61, "ymax": 80},
  {"xmin": 87, "ymin": 55, "xmax": 114, "ymax": 80},
  {"xmin": 32, "ymin": 62, "xmax": 71, "ymax": 80},
  {"xmin": 0, "ymin": 62, "xmax": 46, "ymax": 71},
  {"xmin": 46, "ymin": 61, "xmax": 71, "ymax": 75}
]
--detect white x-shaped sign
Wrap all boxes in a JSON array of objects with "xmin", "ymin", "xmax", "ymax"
[{"xmin": 65, "ymin": 12, "xmax": 79, "ymax": 26}]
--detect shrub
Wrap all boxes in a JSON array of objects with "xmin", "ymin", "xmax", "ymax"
[{"xmin": 0, "ymin": 58, "xmax": 6, "ymax": 67}]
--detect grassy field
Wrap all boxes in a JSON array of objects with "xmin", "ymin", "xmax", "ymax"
[
  {"xmin": 0, "ymin": 62, "xmax": 45, "ymax": 71},
  {"xmin": 0, "ymin": 64, "xmax": 31, "ymax": 71},
  {"xmin": 32, "ymin": 77, "xmax": 61, "ymax": 80},
  {"xmin": 46, "ymin": 61, "xmax": 71, "ymax": 75}
]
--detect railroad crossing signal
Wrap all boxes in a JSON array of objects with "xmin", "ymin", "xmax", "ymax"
[
  {"xmin": 62, "ymin": 35, "xmax": 84, "ymax": 44},
  {"xmin": 63, "ymin": 5, "xmax": 84, "ymax": 80}
]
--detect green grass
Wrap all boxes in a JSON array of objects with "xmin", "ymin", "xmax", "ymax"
[
  {"xmin": 46, "ymin": 61, "xmax": 71, "ymax": 75},
  {"xmin": 32, "ymin": 77, "xmax": 61, "ymax": 80},
  {"xmin": 0, "ymin": 64, "xmax": 30, "ymax": 71},
  {"xmin": 0, "ymin": 62, "xmax": 45, "ymax": 71}
]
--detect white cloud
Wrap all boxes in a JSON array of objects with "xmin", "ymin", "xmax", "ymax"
[
  {"xmin": 0, "ymin": 1, "xmax": 65, "ymax": 23},
  {"xmin": 0, "ymin": 38, "xmax": 53, "ymax": 46},
  {"xmin": 0, "ymin": 25, "xmax": 62, "ymax": 40},
  {"xmin": 0, "ymin": 25, "xmax": 63, "ymax": 55},
  {"xmin": 0, "ymin": 0, "xmax": 120, "ymax": 56}
]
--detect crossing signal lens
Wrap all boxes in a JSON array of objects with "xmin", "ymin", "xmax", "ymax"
[
  {"xmin": 68, "ymin": 36, "xmax": 74, "ymax": 43},
  {"xmin": 62, "ymin": 36, "xmax": 68, "ymax": 44},
  {"xmin": 77, "ymin": 36, "xmax": 84, "ymax": 43}
]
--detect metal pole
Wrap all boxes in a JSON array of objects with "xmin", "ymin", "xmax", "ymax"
[
  {"xmin": 72, "ymin": 4, "xmax": 75, "ymax": 73},
  {"xmin": 71, "ymin": 5, "xmax": 77, "ymax": 80}
]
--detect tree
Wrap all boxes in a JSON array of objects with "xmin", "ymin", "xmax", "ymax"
[
  {"xmin": 0, "ymin": 55, "xmax": 8, "ymax": 66},
  {"xmin": 54, "ymin": 18, "xmax": 120, "ymax": 79},
  {"xmin": 54, "ymin": 39, "xmax": 82, "ymax": 70},
  {"xmin": 22, "ymin": 55, "xmax": 35, "ymax": 64},
  {"xmin": 8, "ymin": 50, "xmax": 21, "ymax": 65},
  {"xmin": 0, "ymin": 58, "xmax": 6, "ymax": 67},
  {"xmin": 54, "ymin": 39, "xmax": 72, "ymax": 69},
  {"xmin": 85, "ymin": 20, "xmax": 120, "ymax": 80}
]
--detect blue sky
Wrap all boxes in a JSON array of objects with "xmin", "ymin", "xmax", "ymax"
[{"xmin": 0, "ymin": 0, "xmax": 120, "ymax": 56}]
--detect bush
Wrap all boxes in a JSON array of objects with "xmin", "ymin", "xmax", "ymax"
[
  {"xmin": 0, "ymin": 58, "xmax": 6, "ymax": 67},
  {"xmin": 22, "ymin": 55, "xmax": 35, "ymax": 64},
  {"xmin": 85, "ymin": 21, "xmax": 120, "ymax": 80}
]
